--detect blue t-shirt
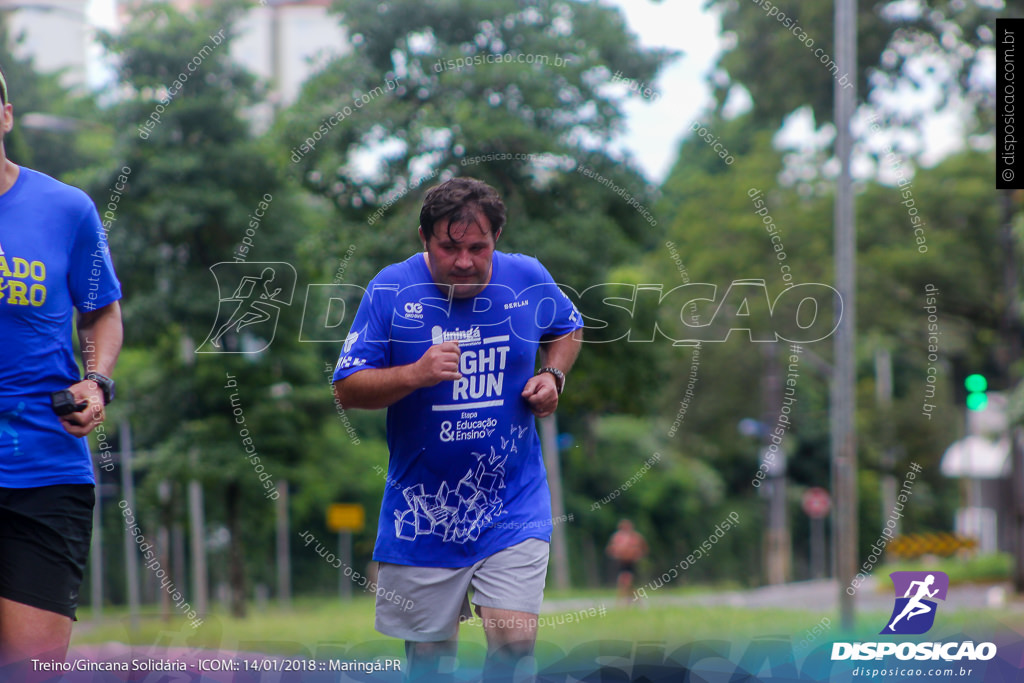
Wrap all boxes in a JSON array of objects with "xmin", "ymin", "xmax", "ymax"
[
  {"xmin": 334, "ymin": 251, "xmax": 582, "ymax": 567},
  {"xmin": 0, "ymin": 167, "xmax": 122, "ymax": 488}
]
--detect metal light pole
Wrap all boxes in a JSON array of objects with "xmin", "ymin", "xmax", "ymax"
[
  {"xmin": 875, "ymin": 347, "xmax": 898, "ymax": 536},
  {"xmin": 762, "ymin": 343, "xmax": 790, "ymax": 584},
  {"xmin": 541, "ymin": 415, "xmax": 570, "ymax": 590},
  {"xmin": 120, "ymin": 420, "xmax": 140, "ymax": 632},
  {"xmin": 276, "ymin": 481, "xmax": 292, "ymax": 607},
  {"xmin": 188, "ymin": 448, "xmax": 209, "ymax": 618},
  {"xmin": 832, "ymin": 0, "xmax": 858, "ymax": 631}
]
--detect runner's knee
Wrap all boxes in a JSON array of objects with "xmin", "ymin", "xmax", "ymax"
[{"xmin": 406, "ymin": 639, "xmax": 457, "ymax": 659}]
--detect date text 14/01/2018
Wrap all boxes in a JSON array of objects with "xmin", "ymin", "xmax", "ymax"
[{"xmin": 197, "ymin": 658, "xmax": 403, "ymax": 673}]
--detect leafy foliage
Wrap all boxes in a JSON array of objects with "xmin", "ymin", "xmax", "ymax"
[{"xmin": 705, "ymin": 0, "xmax": 1001, "ymax": 141}]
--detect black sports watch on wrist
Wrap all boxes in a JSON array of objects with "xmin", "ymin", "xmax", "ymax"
[
  {"xmin": 85, "ymin": 372, "xmax": 116, "ymax": 405},
  {"xmin": 537, "ymin": 367, "xmax": 565, "ymax": 394}
]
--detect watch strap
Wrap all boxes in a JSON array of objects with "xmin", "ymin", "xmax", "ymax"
[
  {"xmin": 85, "ymin": 372, "xmax": 115, "ymax": 405},
  {"xmin": 537, "ymin": 367, "xmax": 565, "ymax": 394}
]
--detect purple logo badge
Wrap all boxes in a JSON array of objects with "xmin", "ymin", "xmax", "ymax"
[{"xmin": 881, "ymin": 571, "xmax": 949, "ymax": 635}]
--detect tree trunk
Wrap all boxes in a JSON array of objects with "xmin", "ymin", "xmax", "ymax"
[{"xmin": 226, "ymin": 480, "xmax": 248, "ymax": 618}]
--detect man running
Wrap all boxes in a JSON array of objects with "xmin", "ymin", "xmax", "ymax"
[
  {"xmin": 0, "ymin": 66, "xmax": 123, "ymax": 673},
  {"xmin": 333, "ymin": 177, "xmax": 582, "ymax": 681},
  {"xmin": 606, "ymin": 520, "xmax": 647, "ymax": 605},
  {"xmin": 886, "ymin": 574, "xmax": 938, "ymax": 632}
]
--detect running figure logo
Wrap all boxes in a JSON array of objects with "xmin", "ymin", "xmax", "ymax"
[
  {"xmin": 881, "ymin": 571, "xmax": 949, "ymax": 635},
  {"xmin": 198, "ymin": 263, "xmax": 296, "ymax": 353}
]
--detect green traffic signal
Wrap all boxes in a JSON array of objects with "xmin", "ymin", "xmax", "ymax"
[
  {"xmin": 964, "ymin": 374, "xmax": 988, "ymax": 393},
  {"xmin": 965, "ymin": 373, "xmax": 988, "ymax": 411},
  {"xmin": 966, "ymin": 392, "xmax": 988, "ymax": 411}
]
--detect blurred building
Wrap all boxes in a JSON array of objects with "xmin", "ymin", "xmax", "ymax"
[
  {"xmin": 0, "ymin": 0, "xmax": 92, "ymax": 89},
  {"xmin": 940, "ymin": 393, "xmax": 1012, "ymax": 555},
  {"xmin": 115, "ymin": 0, "xmax": 349, "ymax": 106},
  {"xmin": 1, "ymin": 0, "xmax": 347, "ymax": 103}
]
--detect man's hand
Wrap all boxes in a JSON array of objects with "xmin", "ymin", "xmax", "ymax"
[
  {"xmin": 522, "ymin": 372, "xmax": 559, "ymax": 418},
  {"xmin": 413, "ymin": 341, "xmax": 462, "ymax": 387},
  {"xmin": 334, "ymin": 341, "xmax": 462, "ymax": 410},
  {"xmin": 59, "ymin": 378, "xmax": 106, "ymax": 437}
]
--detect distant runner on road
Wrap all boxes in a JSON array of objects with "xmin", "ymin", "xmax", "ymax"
[{"xmin": 606, "ymin": 519, "xmax": 648, "ymax": 605}]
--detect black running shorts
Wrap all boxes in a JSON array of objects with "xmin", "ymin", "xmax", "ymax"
[{"xmin": 0, "ymin": 484, "xmax": 94, "ymax": 619}]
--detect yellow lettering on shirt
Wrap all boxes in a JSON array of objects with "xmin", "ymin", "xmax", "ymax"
[
  {"xmin": 11, "ymin": 258, "xmax": 29, "ymax": 279},
  {"xmin": 29, "ymin": 284, "xmax": 46, "ymax": 307},
  {"xmin": 0, "ymin": 258, "xmax": 48, "ymax": 307},
  {"xmin": 7, "ymin": 280, "xmax": 29, "ymax": 306}
]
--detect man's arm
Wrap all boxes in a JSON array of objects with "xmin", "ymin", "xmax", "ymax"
[
  {"xmin": 333, "ymin": 341, "xmax": 461, "ymax": 410},
  {"xmin": 62, "ymin": 301, "xmax": 123, "ymax": 437},
  {"xmin": 539, "ymin": 328, "xmax": 583, "ymax": 374},
  {"xmin": 521, "ymin": 328, "xmax": 583, "ymax": 418}
]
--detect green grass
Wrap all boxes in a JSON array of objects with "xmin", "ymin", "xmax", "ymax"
[
  {"xmin": 70, "ymin": 589, "xmax": 1024, "ymax": 667},
  {"xmin": 73, "ymin": 596, "xmax": 833, "ymax": 654},
  {"xmin": 542, "ymin": 580, "xmax": 745, "ymax": 602},
  {"xmin": 73, "ymin": 596, "xmax": 400, "ymax": 657}
]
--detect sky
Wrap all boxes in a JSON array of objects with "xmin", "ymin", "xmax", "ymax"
[
  {"xmin": 85, "ymin": 0, "xmax": 720, "ymax": 185},
  {"xmin": 603, "ymin": 0, "xmax": 724, "ymax": 183},
  {"xmin": 77, "ymin": 0, "xmax": 986, "ymax": 185}
]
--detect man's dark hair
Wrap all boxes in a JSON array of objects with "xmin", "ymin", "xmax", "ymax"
[
  {"xmin": 419, "ymin": 177, "xmax": 506, "ymax": 242},
  {"xmin": 0, "ymin": 66, "xmax": 7, "ymax": 106}
]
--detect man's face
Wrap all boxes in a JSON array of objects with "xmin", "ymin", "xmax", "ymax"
[{"xmin": 420, "ymin": 214, "xmax": 500, "ymax": 299}]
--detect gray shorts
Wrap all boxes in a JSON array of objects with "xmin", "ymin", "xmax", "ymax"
[{"xmin": 375, "ymin": 538, "xmax": 549, "ymax": 642}]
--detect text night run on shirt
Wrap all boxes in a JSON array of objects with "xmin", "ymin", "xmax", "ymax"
[{"xmin": 451, "ymin": 346, "xmax": 510, "ymax": 402}]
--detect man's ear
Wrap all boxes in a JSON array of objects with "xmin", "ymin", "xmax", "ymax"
[
  {"xmin": 494, "ymin": 228, "xmax": 502, "ymax": 243},
  {"xmin": 1, "ymin": 104, "xmax": 14, "ymax": 134},
  {"xmin": 418, "ymin": 226, "xmax": 427, "ymax": 250}
]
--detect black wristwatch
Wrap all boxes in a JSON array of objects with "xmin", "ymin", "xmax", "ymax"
[
  {"xmin": 85, "ymin": 372, "xmax": 116, "ymax": 405},
  {"xmin": 537, "ymin": 367, "xmax": 565, "ymax": 394}
]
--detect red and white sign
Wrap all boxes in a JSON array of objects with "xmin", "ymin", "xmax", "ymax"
[{"xmin": 802, "ymin": 487, "xmax": 831, "ymax": 519}]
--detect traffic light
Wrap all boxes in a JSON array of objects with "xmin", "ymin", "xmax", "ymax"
[{"xmin": 964, "ymin": 374, "xmax": 988, "ymax": 411}]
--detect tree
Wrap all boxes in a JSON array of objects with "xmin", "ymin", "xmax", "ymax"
[
  {"xmin": 667, "ymin": 0, "xmax": 1012, "ymax": 581},
  {"xmin": 278, "ymin": 1, "xmax": 680, "ymax": 497},
  {"xmin": 650, "ymin": 105, "xmax": 1004, "ymax": 576},
  {"xmin": 561, "ymin": 414, "xmax": 761, "ymax": 587},
  {"xmin": 92, "ymin": 0, "xmax": 335, "ymax": 618},
  {"xmin": 283, "ymin": 0, "xmax": 674, "ymax": 284},
  {"xmin": 705, "ymin": 0, "xmax": 1001, "ymax": 143}
]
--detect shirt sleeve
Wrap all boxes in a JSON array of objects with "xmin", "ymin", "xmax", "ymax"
[
  {"xmin": 332, "ymin": 284, "xmax": 394, "ymax": 382},
  {"xmin": 68, "ymin": 202, "xmax": 122, "ymax": 313},
  {"xmin": 533, "ymin": 261, "xmax": 583, "ymax": 338}
]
